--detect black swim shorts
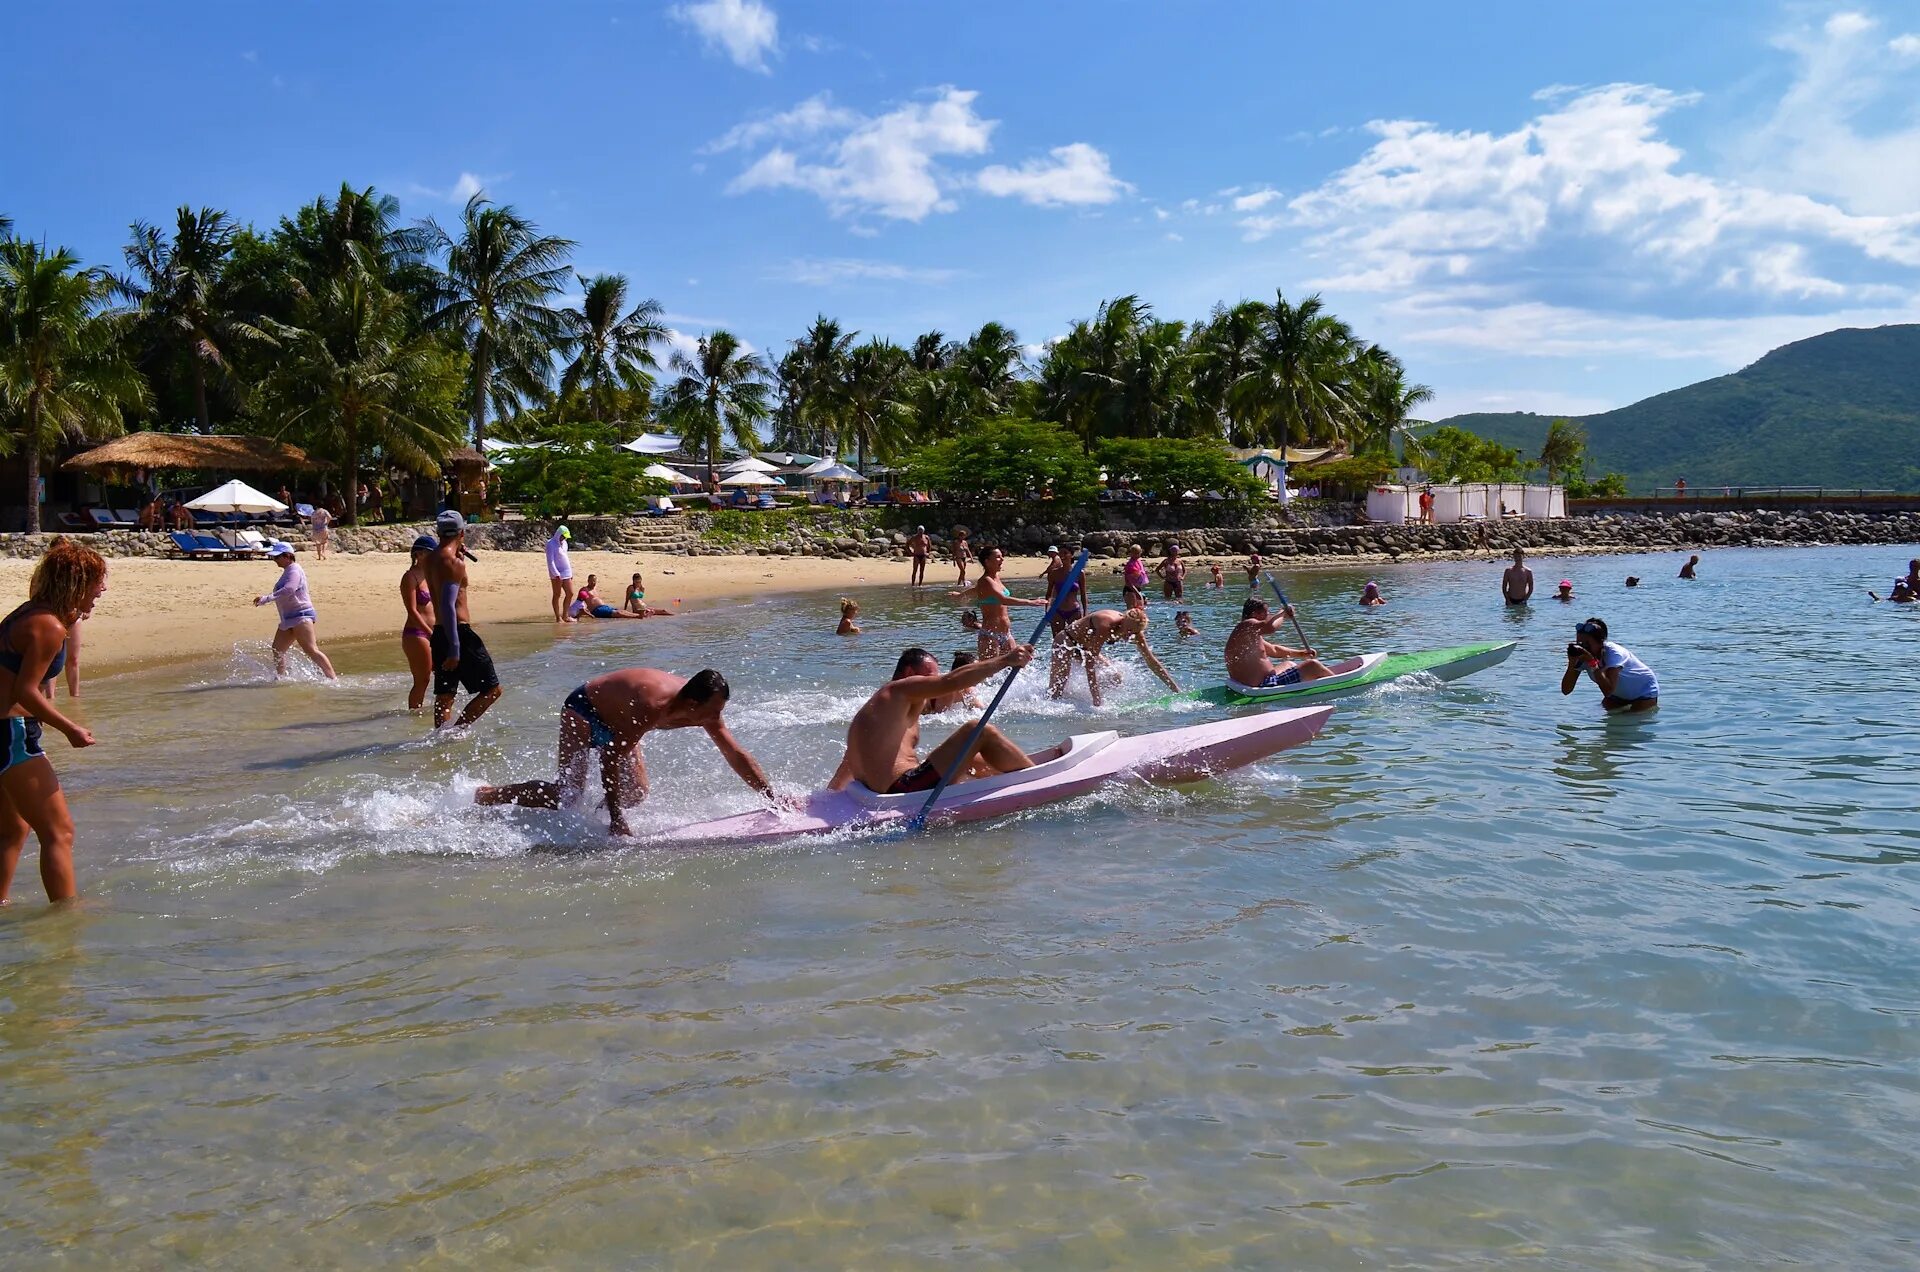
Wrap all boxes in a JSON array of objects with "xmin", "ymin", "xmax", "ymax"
[
  {"xmin": 885, "ymin": 761, "xmax": 942, "ymax": 795},
  {"xmin": 430, "ymin": 623, "xmax": 500, "ymax": 698}
]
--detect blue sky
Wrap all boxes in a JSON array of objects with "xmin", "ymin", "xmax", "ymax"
[{"xmin": 10, "ymin": 0, "xmax": 1920, "ymax": 421}]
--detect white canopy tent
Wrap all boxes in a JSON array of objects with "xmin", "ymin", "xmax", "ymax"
[
  {"xmin": 186, "ymin": 479, "xmax": 288, "ymax": 514},
  {"xmin": 641, "ymin": 463, "xmax": 700, "ymax": 486},
  {"xmin": 620, "ymin": 433, "xmax": 684, "ymax": 456}
]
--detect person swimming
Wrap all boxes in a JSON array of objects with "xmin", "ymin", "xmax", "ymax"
[
  {"xmin": 1175, "ymin": 610, "xmax": 1200, "ymax": 638},
  {"xmin": 1554, "ymin": 579, "xmax": 1575, "ymax": 602},
  {"xmin": 837, "ymin": 597, "xmax": 862, "ymax": 635},
  {"xmin": 1360, "ymin": 581, "xmax": 1386, "ymax": 607}
]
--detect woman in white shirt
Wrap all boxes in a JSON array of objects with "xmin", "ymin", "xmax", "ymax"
[{"xmin": 1561, "ymin": 617, "xmax": 1657, "ymax": 712}]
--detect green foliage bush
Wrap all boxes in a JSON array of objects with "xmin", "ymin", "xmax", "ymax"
[
  {"xmin": 1094, "ymin": 437, "xmax": 1265, "ymax": 499},
  {"xmin": 904, "ymin": 417, "xmax": 1100, "ymax": 505},
  {"xmin": 495, "ymin": 420, "xmax": 665, "ymax": 516},
  {"xmin": 1418, "ymin": 426, "xmax": 1527, "ymax": 483}
]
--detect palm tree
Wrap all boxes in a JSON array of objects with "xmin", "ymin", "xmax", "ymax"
[
  {"xmin": 252, "ymin": 247, "xmax": 465, "ymax": 526},
  {"xmin": 838, "ymin": 339, "xmax": 914, "ymax": 471},
  {"xmin": 278, "ymin": 183, "xmax": 430, "ymax": 297},
  {"xmin": 909, "ymin": 330, "xmax": 953, "ymax": 374},
  {"xmin": 657, "ymin": 330, "xmax": 770, "ymax": 484},
  {"xmin": 956, "ymin": 321, "xmax": 1024, "ymax": 411},
  {"xmin": 788, "ymin": 315, "xmax": 854, "ymax": 456},
  {"xmin": 1113, "ymin": 318, "xmax": 1195, "ymax": 439},
  {"xmin": 0, "ymin": 215, "xmax": 12, "ymax": 240},
  {"xmin": 1350, "ymin": 344, "xmax": 1432, "ymax": 458},
  {"xmin": 0, "ymin": 242, "xmax": 150, "ymax": 531},
  {"xmin": 1236, "ymin": 291, "xmax": 1361, "ymax": 460},
  {"xmin": 1189, "ymin": 300, "xmax": 1265, "ymax": 443},
  {"xmin": 421, "ymin": 192, "xmax": 574, "ymax": 447},
  {"xmin": 555, "ymin": 273, "xmax": 666, "ymax": 424},
  {"xmin": 1038, "ymin": 295, "xmax": 1151, "ymax": 450},
  {"xmin": 115, "ymin": 206, "xmax": 247, "ymax": 430}
]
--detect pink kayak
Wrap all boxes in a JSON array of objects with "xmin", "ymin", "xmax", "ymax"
[{"xmin": 651, "ymin": 704, "xmax": 1335, "ymax": 847}]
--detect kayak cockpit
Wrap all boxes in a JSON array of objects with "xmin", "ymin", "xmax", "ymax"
[{"xmin": 1228, "ymin": 651, "xmax": 1389, "ymax": 698}]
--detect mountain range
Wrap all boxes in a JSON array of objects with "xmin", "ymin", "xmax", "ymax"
[{"xmin": 1427, "ymin": 325, "xmax": 1920, "ymax": 493}]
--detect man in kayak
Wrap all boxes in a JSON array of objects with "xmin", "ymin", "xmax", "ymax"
[
  {"xmin": 1502, "ymin": 547, "xmax": 1534, "ymax": 605},
  {"xmin": 475, "ymin": 667, "xmax": 781, "ymax": 836},
  {"xmin": 830, "ymin": 644, "xmax": 1050, "ymax": 795},
  {"xmin": 1560, "ymin": 617, "xmax": 1659, "ymax": 712},
  {"xmin": 1226, "ymin": 596, "xmax": 1334, "ymax": 688},
  {"xmin": 1050, "ymin": 585, "xmax": 1180, "ymax": 706}
]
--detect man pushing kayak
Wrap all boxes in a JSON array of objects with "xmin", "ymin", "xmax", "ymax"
[
  {"xmin": 830, "ymin": 644, "xmax": 1058, "ymax": 795},
  {"xmin": 1226, "ymin": 596, "xmax": 1335, "ymax": 688},
  {"xmin": 475, "ymin": 668, "xmax": 780, "ymax": 836}
]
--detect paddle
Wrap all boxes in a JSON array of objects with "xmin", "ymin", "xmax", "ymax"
[
  {"xmin": 901, "ymin": 548, "xmax": 1092, "ymax": 836},
  {"xmin": 1263, "ymin": 571, "xmax": 1314, "ymax": 653}
]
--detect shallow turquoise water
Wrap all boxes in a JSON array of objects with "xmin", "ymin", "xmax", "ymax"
[{"xmin": 3, "ymin": 543, "xmax": 1918, "ymax": 1267}]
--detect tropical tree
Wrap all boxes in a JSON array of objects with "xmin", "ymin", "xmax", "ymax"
[
  {"xmin": 955, "ymin": 321, "xmax": 1024, "ymax": 412},
  {"xmin": 421, "ymin": 192, "xmax": 574, "ymax": 446},
  {"xmin": 905, "ymin": 417, "xmax": 1099, "ymax": 506},
  {"xmin": 1038, "ymin": 294, "xmax": 1152, "ymax": 450},
  {"xmin": 252, "ymin": 247, "xmax": 465, "ymax": 525},
  {"xmin": 1350, "ymin": 344, "xmax": 1433, "ymax": 458},
  {"xmin": 114, "ymin": 205, "xmax": 248, "ymax": 430},
  {"xmin": 1189, "ymin": 300, "xmax": 1265, "ymax": 443},
  {"xmin": 1235, "ymin": 290, "xmax": 1361, "ymax": 457},
  {"xmin": 837, "ymin": 339, "xmax": 915, "ymax": 470},
  {"xmin": 1536, "ymin": 417, "xmax": 1588, "ymax": 485},
  {"xmin": 0, "ymin": 215, "xmax": 12, "ymax": 240},
  {"xmin": 494, "ymin": 418, "xmax": 666, "ymax": 516},
  {"xmin": 275, "ymin": 183, "xmax": 431, "ymax": 300},
  {"xmin": 1417, "ymin": 425, "xmax": 1525, "ymax": 483},
  {"xmin": 656, "ymin": 329, "xmax": 770, "ymax": 483},
  {"xmin": 555, "ymin": 273, "xmax": 665, "ymax": 424},
  {"xmin": 786, "ymin": 314, "xmax": 854, "ymax": 455},
  {"xmin": 909, "ymin": 330, "xmax": 953, "ymax": 374},
  {"xmin": 0, "ymin": 242, "xmax": 150, "ymax": 531}
]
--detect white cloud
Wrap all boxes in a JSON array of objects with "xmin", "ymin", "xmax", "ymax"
[
  {"xmin": 726, "ymin": 87, "xmax": 993, "ymax": 220},
  {"xmin": 768, "ymin": 257, "xmax": 962, "ymax": 285},
  {"xmin": 1893, "ymin": 33, "xmax": 1920, "ymax": 57},
  {"xmin": 1153, "ymin": 206, "xmax": 1171, "ymax": 221},
  {"xmin": 707, "ymin": 92, "xmax": 859, "ymax": 153},
  {"xmin": 1825, "ymin": 11, "xmax": 1875, "ymax": 38},
  {"xmin": 670, "ymin": 0, "xmax": 778, "ymax": 73},
  {"xmin": 1164, "ymin": 232, "xmax": 1183, "ymax": 242},
  {"xmin": 406, "ymin": 171, "xmax": 495, "ymax": 204},
  {"xmin": 976, "ymin": 142, "xmax": 1132, "ymax": 207},
  {"xmin": 1231, "ymin": 187, "xmax": 1282, "ymax": 212},
  {"xmin": 240, "ymin": 49, "xmax": 258, "ymax": 63}
]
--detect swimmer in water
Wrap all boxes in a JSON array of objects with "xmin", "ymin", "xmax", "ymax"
[
  {"xmin": 1050, "ymin": 585, "xmax": 1179, "ymax": 707},
  {"xmin": 951, "ymin": 546, "xmax": 1048, "ymax": 657},
  {"xmin": 400, "ymin": 535, "xmax": 436, "ymax": 710},
  {"xmin": 1175, "ymin": 610, "xmax": 1200, "ymax": 638},
  {"xmin": 1360, "ymin": 581, "xmax": 1386, "ymax": 607},
  {"xmin": 1679, "ymin": 553, "xmax": 1699, "ymax": 580},
  {"xmin": 1554, "ymin": 579, "xmax": 1575, "ymax": 603},
  {"xmin": 1207, "ymin": 563, "xmax": 1225, "ymax": 589},
  {"xmin": 837, "ymin": 597, "xmax": 862, "ymax": 636}
]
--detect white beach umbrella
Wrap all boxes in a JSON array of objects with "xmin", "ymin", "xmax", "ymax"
[
  {"xmin": 186, "ymin": 479, "xmax": 287, "ymax": 513},
  {"xmin": 722, "ymin": 456, "xmax": 779, "ymax": 474},
  {"xmin": 718, "ymin": 470, "xmax": 781, "ymax": 487},
  {"xmin": 810, "ymin": 462, "xmax": 865, "ymax": 482},
  {"xmin": 620, "ymin": 433, "xmax": 683, "ymax": 455},
  {"xmin": 641, "ymin": 463, "xmax": 699, "ymax": 485}
]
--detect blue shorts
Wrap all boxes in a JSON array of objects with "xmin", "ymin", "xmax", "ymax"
[
  {"xmin": 563, "ymin": 686, "xmax": 617, "ymax": 749},
  {"xmin": 591, "ymin": 604, "xmax": 616, "ymax": 619},
  {"xmin": 1, "ymin": 716, "xmax": 45, "ymax": 774},
  {"xmin": 1261, "ymin": 667, "xmax": 1303, "ymax": 688}
]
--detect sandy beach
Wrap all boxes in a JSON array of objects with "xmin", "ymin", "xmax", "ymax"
[{"xmin": 9, "ymin": 548, "xmax": 1061, "ymax": 677}]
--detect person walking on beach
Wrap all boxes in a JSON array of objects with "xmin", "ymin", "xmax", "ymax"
[
  {"xmin": 476, "ymin": 668, "xmax": 781, "ymax": 837},
  {"xmin": 829, "ymin": 644, "xmax": 1046, "ymax": 796},
  {"xmin": 254, "ymin": 542, "xmax": 337, "ymax": 680},
  {"xmin": 907, "ymin": 526, "xmax": 932, "ymax": 586},
  {"xmin": 426, "ymin": 511, "xmax": 502, "ymax": 730},
  {"xmin": 0, "ymin": 539, "xmax": 105, "ymax": 904},
  {"xmin": 1561, "ymin": 617, "xmax": 1659, "ymax": 712},
  {"xmin": 1502, "ymin": 547, "xmax": 1534, "ymax": 606},
  {"xmin": 952, "ymin": 528, "xmax": 973, "ymax": 585},
  {"xmin": 400, "ymin": 535, "xmax": 436, "ymax": 711},
  {"xmin": 1050, "ymin": 587, "xmax": 1180, "ymax": 706},
  {"xmin": 1157, "ymin": 544, "xmax": 1187, "ymax": 601},
  {"xmin": 546, "ymin": 524, "xmax": 575, "ymax": 623},
  {"xmin": 952, "ymin": 546, "xmax": 1049, "ymax": 658},
  {"xmin": 1679, "ymin": 554, "xmax": 1699, "ymax": 580},
  {"xmin": 308, "ymin": 502, "xmax": 331, "ymax": 560},
  {"xmin": 1226, "ymin": 596, "xmax": 1334, "ymax": 688}
]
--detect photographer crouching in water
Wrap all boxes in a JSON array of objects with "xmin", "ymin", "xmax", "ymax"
[{"xmin": 1561, "ymin": 617, "xmax": 1660, "ymax": 713}]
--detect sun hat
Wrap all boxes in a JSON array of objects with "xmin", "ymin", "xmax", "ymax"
[
  {"xmin": 267, "ymin": 540, "xmax": 295, "ymax": 558},
  {"xmin": 1046, "ymin": 544, "xmax": 1059, "ymax": 553}
]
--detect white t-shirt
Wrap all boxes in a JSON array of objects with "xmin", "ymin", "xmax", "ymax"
[
  {"xmin": 546, "ymin": 531, "xmax": 572, "ymax": 581},
  {"xmin": 1593, "ymin": 640, "xmax": 1658, "ymax": 700}
]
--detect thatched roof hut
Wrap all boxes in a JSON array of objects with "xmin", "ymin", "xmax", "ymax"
[
  {"xmin": 443, "ymin": 447, "xmax": 489, "ymax": 470},
  {"xmin": 64, "ymin": 432, "xmax": 323, "ymax": 474}
]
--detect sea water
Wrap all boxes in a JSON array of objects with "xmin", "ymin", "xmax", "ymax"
[{"xmin": 2, "ymin": 544, "xmax": 1917, "ymax": 1267}]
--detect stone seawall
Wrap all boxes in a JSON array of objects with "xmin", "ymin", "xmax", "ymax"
[{"xmin": 4, "ymin": 507, "xmax": 1916, "ymax": 564}]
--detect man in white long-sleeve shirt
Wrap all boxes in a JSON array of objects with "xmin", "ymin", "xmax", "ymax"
[{"xmin": 546, "ymin": 524, "xmax": 575, "ymax": 623}]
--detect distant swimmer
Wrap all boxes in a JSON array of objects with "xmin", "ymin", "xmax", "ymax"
[
  {"xmin": 425, "ymin": 511, "xmax": 502, "ymax": 730},
  {"xmin": 1050, "ymin": 586, "xmax": 1180, "ymax": 706},
  {"xmin": 1561, "ymin": 616, "xmax": 1660, "ymax": 713},
  {"xmin": 829, "ymin": 644, "xmax": 1050, "ymax": 795},
  {"xmin": 907, "ymin": 525, "xmax": 932, "ymax": 587},
  {"xmin": 1360, "ymin": 580, "xmax": 1386, "ymax": 607},
  {"xmin": 1869, "ymin": 579, "xmax": 1917, "ymax": 603},
  {"xmin": 1226, "ymin": 596, "xmax": 1334, "ymax": 688},
  {"xmin": 926, "ymin": 652, "xmax": 985, "ymax": 713},
  {"xmin": 1207, "ymin": 563, "xmax": 1225, "ymax": 589},
  {"xmin": 1679, "ymin": 553, "xmax": 1699, "ymax": 580},
  {"xmin": 0, "ymin": 538, "xmax": 107, "ymax": 903},
  {"xmin": 400, "ymin": 535, "xmax": 436, "ymax": 710},
  {"xmin": 1157, "ymin": 544, "xmax": 1187, "ymax": 601},
  {"xmin": 1625, "ymin": 576, "xmax": 1641, "ymax": 588},
  {"xmin": 959, "ymin": 609, "xmax": 982, "ymax": 633},
  {"xmin": 1175, "ymin": 610, "xmax": 1200, "ymax": 638},
  {"xmin": 951, "ymin": 546, "xmax": 1048, "ymax": 658},
  {"xmin": 1502, "ymin": 547, "xmax": 1534, "ymax": 606},
  {"xmin": 254, "ymin": 540, "xmax": 337, "ymax": 680},
  {"xmin": 476, "ymin": 668, "xmax": 779, "ymax": 837},
  {"xmin": 1554, "ymin": 578, "xmax": 1575, "ymax": 603},
  {"xmin": 837, "ymin": 597, "xmax": 862, "ymax": 636}
]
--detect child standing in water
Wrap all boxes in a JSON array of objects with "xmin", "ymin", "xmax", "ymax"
[
  {"xmin": 837, "ymin": 598, "xmax": 862, "ymax": 636},
  {"xmin": 1207, "ymin": 564, "xmax": 1225, "ymax": 589}
]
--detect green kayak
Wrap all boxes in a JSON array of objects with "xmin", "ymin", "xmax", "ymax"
[{"xmin": 1131, "ymin": 641, "xmax": 1516, "ymax": 710}]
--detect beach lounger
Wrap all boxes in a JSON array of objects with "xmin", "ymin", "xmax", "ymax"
[
  {"xmin": 84, "ymin": 508, "xmax": 121, "ymax": 529},
  {"xmin": 112, "ymin": 508, "xmax": 141, "ymax": 526},
  {"xmin": 57, "ymin": 512, "xmax": 95, "ymax": 532},
  {"xmin": 169, "ymin": 531, "xmax": 229, "ymax": 559},
  {"xmin": 214, "ymin": 528, "xmax": 268, "ymax": 557},
  {"xmin": 190, "ymin": 532, "xmax": 240, "ymax": 557}
]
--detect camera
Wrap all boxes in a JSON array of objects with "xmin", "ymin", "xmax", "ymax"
[{"xmin": 1566, "ymin": 642, "xmax": 1587, "ymax": 660}]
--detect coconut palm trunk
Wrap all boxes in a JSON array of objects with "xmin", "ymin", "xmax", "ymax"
[
  {"xmin": 470, "ymin": 330, "xmax": 492, "ymax": 447},
  {"xmin": 24, "ymin": 397, "xmax": 42, "ymax": 533}
]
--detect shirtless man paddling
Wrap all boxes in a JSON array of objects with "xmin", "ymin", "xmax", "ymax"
[
  {"xmin": 829, "ymin": 645, "xmax": 1048, "ymax": 795},
  {"xmin": 476, "ymin": 668, "xmax": 778, "ymax": 836},
  {"xmin": 1226, "ymin": 596, "xmax": 1334, "ymax": 688}
]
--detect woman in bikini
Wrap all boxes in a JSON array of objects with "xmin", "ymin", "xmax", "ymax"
[
  {"xmin": 400, "ymin": 535, "xmax": 436, "ymax": 710},
  {"xmin": 1050, "ymin": 585, "xmax": 1180, "ymax": 707},
  {"xmin": 0, "ymin": 538, "xmax": 106, "ymax": 903},
  {"xmin": 950, "ymin": 546, "xmax": 1048, "ymax": 658}
]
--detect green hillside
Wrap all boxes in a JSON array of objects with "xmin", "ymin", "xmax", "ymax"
[{"xmin": 1425, "ymin": 325, "xmax": 1920, "ymax": 492}]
